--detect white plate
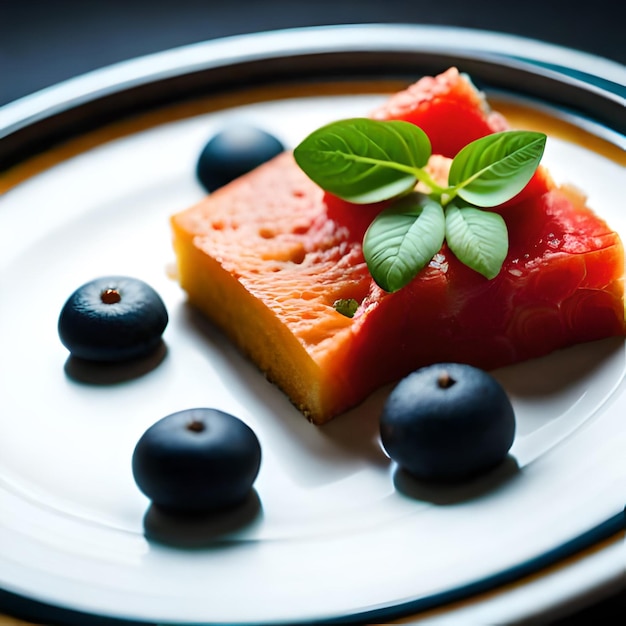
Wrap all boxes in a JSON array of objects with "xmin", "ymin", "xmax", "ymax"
[{"xmin": 0, "ymin": 26, "xmax": 624, "ymax": 625}]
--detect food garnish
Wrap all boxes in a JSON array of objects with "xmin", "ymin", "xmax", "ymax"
[
  {"xmin": 294, "ymin": 119, "xmax": 546, "ymax": 291},
  {"xmin": 58, "ymin": 276, "xmax": 168, "ymax": 362},
  {"xmin": 196, "ymin": 125, "xmax": 284, "ymax": 192},
  {"xmin": 380, "ymin": 363, "xmax": 516, "ymax": 482},
  {"xmin": 132, "ymin": 408, "xmax": 262, "ymax": 514}
]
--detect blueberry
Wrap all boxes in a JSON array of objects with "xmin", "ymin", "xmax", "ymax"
[
  {"xmin": 132, "ymin": 408, "xmax": 262, "ymax": 514},
  {"xmin": 380, "ymin": 363, "xmax": 515, "ymax": 482},
  {"xmin": 196, "ymin": 124, "xmax": 284, "ymax": 192},
  {"xmin": 58, "ymin": 276, "xmax": 168, "ymax": 362}
]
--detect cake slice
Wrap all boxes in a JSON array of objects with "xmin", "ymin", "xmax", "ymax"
[{"xmin": 170, "ymin": 68, "xmax": 625, "ymax": 424}]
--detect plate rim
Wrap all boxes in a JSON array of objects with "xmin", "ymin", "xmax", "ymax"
[
  {"xmin": 2, "ymin": 24, "xmax": 625, "ymax": 114},
  {"xmin": 1, "ymin": 23, "xmax": 625, "ymax": 173}
]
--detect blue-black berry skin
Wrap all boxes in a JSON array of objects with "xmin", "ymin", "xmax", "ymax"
[
  {"xmin": 196, "ymin": 125, "xmax": 284, "ymax": 192},
  {"xmin": 58, "ymin": 276, "xmax": 168, "ymax": 362},
  {"xmin": 380, "ymin": 363, "xmax": 516, "ymax": 482},
  {"xmin": 132, "ymin": 408, "xmax": 262, "ymax": 514}
]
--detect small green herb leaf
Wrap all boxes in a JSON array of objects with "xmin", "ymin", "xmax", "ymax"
[
  {"xmin": 333, "ymin": 298, "xmax": 359, "ymax": 318},
  {"xmin": 293, "ymin": 112, "xmax": 547, "ymax": 286},
  {"xmin": 448, "ymin": 130, "xmax": 546, "ymax": 207},
  {"xmin": 293, "ymin": 118, "xmax": 432, "ymax": 204},
  {"xmin": 363, "ymin": 193, "xmax": 446, "ymax": 292},
  {"xmin": 444, "ymin": 203, "xmax": 508, "ymax": 279}
]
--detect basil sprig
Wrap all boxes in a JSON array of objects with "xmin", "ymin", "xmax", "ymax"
[{"xmin": 294, "ymin": 118, "xmax": 546, "ymax": 292}]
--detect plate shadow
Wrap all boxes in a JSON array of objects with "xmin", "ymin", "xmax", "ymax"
[
  {"xmin": 142, "ymin": 489, "xmax": 263, "ymax": 549},
  {"xmin": 64, "ymin": 341, "xmax": 168, "ymax": 384},
  {"xmin": 393, "ymin": 455, "xmax": 521, "ymax": 505}
]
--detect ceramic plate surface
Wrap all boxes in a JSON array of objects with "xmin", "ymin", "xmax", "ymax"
[{"xmin": 0, "ymin": 25, "xmax": 624, "ymax": 625}]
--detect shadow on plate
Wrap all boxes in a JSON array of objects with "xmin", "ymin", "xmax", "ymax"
[
  {"xmin": 142, "ymin": 489, "xmax": 263, "ymax": 549},
  {"xmin": 64, "ymin": 340, "xmax": 168, "ymax": 384},
  {"xmin": 393, "ymin": 455, "xmax": 521, "ymax": 505}
]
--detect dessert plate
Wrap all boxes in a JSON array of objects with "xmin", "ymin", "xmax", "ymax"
[{"xmin": 0, "ymin": 25, "xmax": 624, "ymax": 625}]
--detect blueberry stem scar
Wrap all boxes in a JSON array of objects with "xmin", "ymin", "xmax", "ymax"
[
  {"xmin": 187, "ymin": 420, "xmax": 206, "ymax": 433},
  {"xmin": 437, "ymin": 371, "xmax": 456, "ymax": 389},
  {"xmin": 100, "ymin": 288, "xmax": 122, "ymax": 305}
]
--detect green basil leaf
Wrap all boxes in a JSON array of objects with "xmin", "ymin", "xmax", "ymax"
[
  {"xmin": 448, "ymin": 130, "xmax": 546, "ymax": 207},
  {"xmin": 363, "ymin": 193, "xmax": 445, "ymax": 292},
  {"xmin": 293, "ymin": 118, "xmax": 432, "ymax": 204},
  {"xmin": 445, "ymin": 203, "xmax": 508, "ymax": 279},
  {"xmin": 333, "ymin": 298, "xmax": 359, "ymax": 318}
]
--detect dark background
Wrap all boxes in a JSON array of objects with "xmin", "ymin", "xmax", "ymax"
[
  {"xmin": 0, "ymin": 1, "xmax": 624, "ymax": 624},
  {"xmin": 1, "ymin": 0, "xmax": 624, "ymax": 106}
]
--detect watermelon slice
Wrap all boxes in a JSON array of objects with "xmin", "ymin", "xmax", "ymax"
[
  {"xmin": 170, "ymin": 68, "xmax": 625, "ymax": 424},
  {"xmin": 371, "ymin": 67, "xmax": 509, "ymax": 157}
]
